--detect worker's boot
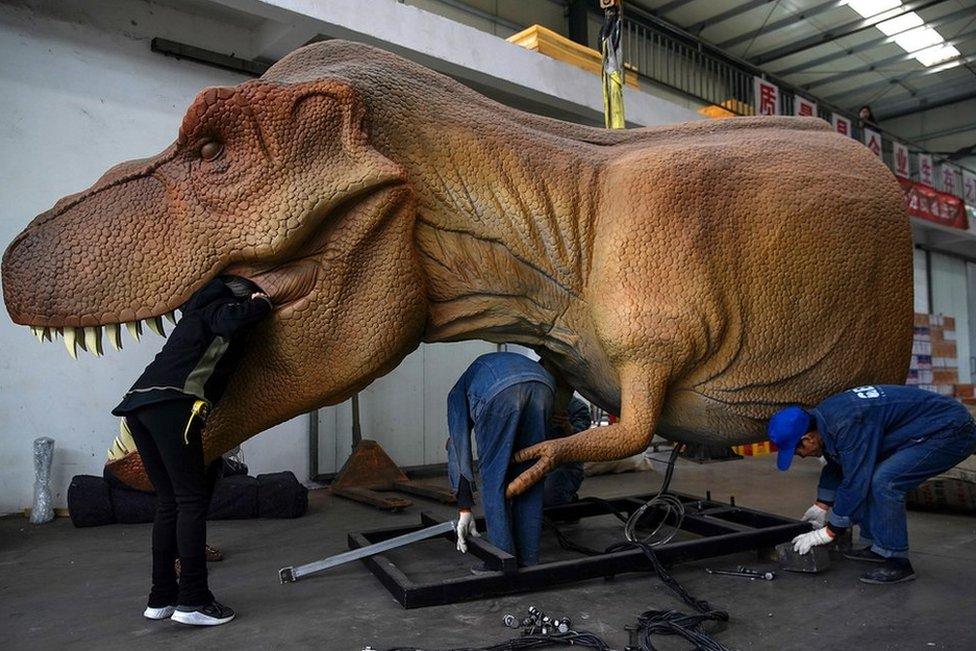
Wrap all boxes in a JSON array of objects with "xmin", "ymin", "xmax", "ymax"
[
  {"xmin": 843, "ymin": 546, "xmax": 886, "ymax": 563},
  {"xmin": 858, "ymin": 557, "xmax": 916, "ymax": 584}
]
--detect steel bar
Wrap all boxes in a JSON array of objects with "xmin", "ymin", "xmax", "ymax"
[{"xmin": 279, "ymin": 519, "xmax": 455, "ymax": 583}]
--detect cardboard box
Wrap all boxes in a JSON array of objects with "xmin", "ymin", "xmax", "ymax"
[
  {"xmin": 933, "ymin": 341, "xmax": 957, "ymax": 357},
  {"xmin": 933, "ymin": 384, "xmax": 956, "ymax": 396},
  {"xmin": 954, "ymin": 384, "xmax": 975, "ymax": 399},
  {"xmin": 914, "ymin": 313, "xmax": 930, "ymax": 327},
  {"xmin": 910, "ymin": 355, "xmax": 932, "ymax": 369},
  {"xmin": 913, "ymin": 327, "xmax": 931, "ymax": 341},
  {"xmin": 943, "ymin": 315, "xmax": 956, "ymax": 330},
  {"xmin": 912, "ymin": 340, "xmax": 932, "ymax": 355},
  {"xmin": 933, "ymin": 370, "xmax": 959, "ymax": 384}
]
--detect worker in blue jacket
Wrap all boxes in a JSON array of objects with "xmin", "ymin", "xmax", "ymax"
[
  {"xmin": 447, "ymin": 352, "xmax": 554, "ymax": 568},
  {"xmin": 769, "ymin": 385, "xmax": 976, "ymax": 584}
]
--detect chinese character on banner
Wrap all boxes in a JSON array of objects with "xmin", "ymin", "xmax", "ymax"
[
  {"xmin": 863, "ymin": 128, "xmax": 882, "ymax": 157},
  {"xmin": 918, "ymin": 153, "xmax": 933, "ymax": 186},
  {"xmin": 941, "ymin": 165, "xmax": 958, "ymax": 197},
  {"xmin": 832, "ymin": 113, "xmax": 851, "ymax": 137},
  {"xmin": 892, "ymin": 141, "xmax": 910, "ymax": 179},
  {"xmin": 753, "ymin": 77, "xmax": 779, "ymax": 116},
  {"xmin": 964, "ymin": 171, "xmax": 976, "ymax": 207},
  {"xmin": 794, "ymin": 96, "xmax": 817, "ymax": 117}
]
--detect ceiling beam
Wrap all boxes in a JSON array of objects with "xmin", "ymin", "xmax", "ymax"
[
  {"xmin": 825, "ymin": 53, "xmax": 976, "ymax": 103},
  {"xmin": 750, "ymin": 0, "xmax": 949, "ymax": 65},
  {"xmin": 774, "ymin": 5, "xmax": 976, "ymax": 76},
  {"xmin": 651, "ymin": 0, "xmax": 698, "ymax": 16},
  {"xmin": 716, "ymin": 0, "xmax": 845, "ymax": 50},
  {"xmin": 686, "ymin": 0, "xmax": 775, "ymax": 34},
  {"xmin": 801, "ymin": 27, "xmax": 976, "ymax": 91},
  {"xmin": 877, "ymin": 88, "xmax": 976, "ymax": 120}
]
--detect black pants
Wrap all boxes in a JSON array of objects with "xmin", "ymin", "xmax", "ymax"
[{"xmin": 126, "ymin": 399, "xmax": 214, "ymax": 607}]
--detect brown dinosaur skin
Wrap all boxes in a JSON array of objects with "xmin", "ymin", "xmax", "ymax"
[{"xmin": 1, "ymin": 41, "xmax": 912, "ymax": 497}]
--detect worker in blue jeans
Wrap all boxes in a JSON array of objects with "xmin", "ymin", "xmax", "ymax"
[
  {"xmin": 543, "ymin": 396, "xmax": 591, "ymax": 506},
  {"xmin": 447, "ymin": 352, "xmax": 554, "ymax": 568},
  {"xmin": 769, "ymin": 385, "xmax": 976, "ymax": 584}
]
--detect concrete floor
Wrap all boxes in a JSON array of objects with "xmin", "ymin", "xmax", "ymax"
[{"xmin": 3, "ymin": 456, "xmax": 975, "ymax": 650}]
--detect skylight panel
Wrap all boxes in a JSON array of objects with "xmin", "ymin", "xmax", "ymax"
[
  {"xmin": 876, "ymin": 12, "xmax": 924, "ymax": 35},
  {"xmin": 846, "ymin": 0, "xmax": 902, "ymax": 18},
  {"xmin": 913, "ymin": 43, "xmax": 960, "ymax": 66},
  {"xmin": 893, "ymin": 26, "xmax": 944, "ymax": 52}
]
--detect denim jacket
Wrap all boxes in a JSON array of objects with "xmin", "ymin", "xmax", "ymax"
[
  {"xmin": 446, "ymin": 353, "xmax": 555, "ymax": 491},
  {"xmin": 809, "ymin": 385, "xmax": 973, "ymax": 528}
]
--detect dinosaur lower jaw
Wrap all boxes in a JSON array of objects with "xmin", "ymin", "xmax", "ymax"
[{"xmin": 17, "ymin": 259, "xmax": 319, "ymax": 360}]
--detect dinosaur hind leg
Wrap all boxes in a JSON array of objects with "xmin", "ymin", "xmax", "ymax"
[{"xmin": 506, "ymin": 364, "xmax": 669, "ymax": 498}]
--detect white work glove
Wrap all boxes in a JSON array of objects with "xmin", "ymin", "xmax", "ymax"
[
  {"xmin": 801, "ymin": 503, "xmax": 828, "ymax": 528},
  {"xmin": 792, "ymin": 527, "xmax": 834, "ymax": 555},
  {"xmin": 455, "ymin": 510, "xmax": 480, "ymax": 554}
]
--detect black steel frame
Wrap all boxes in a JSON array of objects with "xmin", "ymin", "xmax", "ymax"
[{"xmin": 347, "ymin": 492, "xmax": 810, "ymax": 608}]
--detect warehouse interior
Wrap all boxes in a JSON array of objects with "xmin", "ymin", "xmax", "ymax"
[{"xmin": 2, "ymin": 0, "xmax": 975, "ymax": 648}]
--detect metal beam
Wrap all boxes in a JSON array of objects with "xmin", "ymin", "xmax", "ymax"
[
  {"xmin": 878, "ymin": 88, "xmax": 976, "ymax": 120},
  {"xmin": 716, "ymin": 0, "xmax": 845, "ymax": 49},
  {"xmin": 750, "ymin": 0, "xmax": 949, "ymax": 65},
  {"xmin": 686, "ymin": 0, "xmax": 775, "ymax": 34},
  {"xmin": 826, "ymin": 53, "xmax": 976, "ymax": 103},
  {"xmin": 801, "ymin": 27, "xmax": 976, "ymax": 90},
  {"xmin": 653, "ymin": 0, "xmax": 698, "ymax": 15},
  {"xmin": 775, "ymin": 5, "xmax": 976, "ymax": 76}
]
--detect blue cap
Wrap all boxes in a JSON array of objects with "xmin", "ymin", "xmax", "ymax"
[{"xmin": 767, "ymin": 407, "xmax": 811, "ymax": 471}]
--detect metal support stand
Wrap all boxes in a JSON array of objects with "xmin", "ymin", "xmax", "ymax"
[{"xmin": 347, "ymin": 492, "xmax": 810, "ymax": 608}]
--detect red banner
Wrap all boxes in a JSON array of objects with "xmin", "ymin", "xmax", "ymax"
[{"xmin": 899, "ymin": 178, "xmax": 969, "ymax": 230}]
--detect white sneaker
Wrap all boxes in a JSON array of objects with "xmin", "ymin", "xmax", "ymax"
[
  {"xmin": 171, "ymin": 601, "xmax": 236, "ymax": 626},
  {"xmin": 144, "ymin": 605, "xmax": 176, "ymax": 620}
]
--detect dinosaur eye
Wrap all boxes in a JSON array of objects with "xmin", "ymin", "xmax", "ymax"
[{"xmin": 199, "ymin": 140, "xmax": 224, "ymax": 161}]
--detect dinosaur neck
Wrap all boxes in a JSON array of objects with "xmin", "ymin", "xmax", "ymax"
[{"xmin": 370, "ymin": 101, "xmax": 602, "ymax": 348}]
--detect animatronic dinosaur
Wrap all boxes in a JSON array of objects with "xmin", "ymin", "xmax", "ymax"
[{"xmin": 2, "ymin": 41, "xmax": 912, "ymax": 496}]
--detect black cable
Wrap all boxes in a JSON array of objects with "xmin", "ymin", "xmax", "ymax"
[{"xmin": 385, "ymin": 629, "xmax": 612, "ymax": 651}]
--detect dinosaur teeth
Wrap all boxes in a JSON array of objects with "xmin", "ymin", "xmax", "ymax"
[
  {"xmin": 126, "ymin": 321, "xmax": 142, "ymax": 342},
  {"xmin": 147, "ymin": 316, "xmax": 165, "ymax": 338},
  {"xmin": 106, "ymin": 323, "xmax": 123, "ymax": 351},
  {"xmin": 84, "ymin": 326, "xmax": 103, "ymax": 357},
  {"xmin": 64, "ymin": 327, "xmax": 78, "ymax": 359},
  {"xmin": 30, "ymin": 326, "xmax": 43, "ymax": 342},
  {"xmin": 42, "ymin": 327, "xmax": 52, "ymax": 342},
  {"xmin": 165, "ymin": 310, "xmax": 178, "ymax": 325}
]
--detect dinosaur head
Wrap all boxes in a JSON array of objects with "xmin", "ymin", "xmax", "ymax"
[{"xmin": 2, "ymin": 78, "xmax": 427, "ymax": 484}]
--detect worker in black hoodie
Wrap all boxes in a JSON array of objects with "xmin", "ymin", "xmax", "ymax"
[{"xmin": 112, "ymin": 275, "xmax": 273, "ymax": 626}]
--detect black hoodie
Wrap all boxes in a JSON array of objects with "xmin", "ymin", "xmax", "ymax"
[{"xmin": 112, "ymin": 278, "xmax": 272, "ymax": 416}]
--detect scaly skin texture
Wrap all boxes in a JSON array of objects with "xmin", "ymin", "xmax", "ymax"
[{"xmin": 1, "ymin": 41, "xmax": 912, "ymax": 497}]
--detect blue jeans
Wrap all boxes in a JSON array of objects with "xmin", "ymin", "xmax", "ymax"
[
  {"xmin": 544, "ymin": 463, "xmax": 584, "ymax": 507},
  {"xmin": 474, "ymin": 382, "xmax": 551, "ymax": 566},
  {"xmin": 859, "ymin": 422, "xmax": 976, "ymax": 558}
]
